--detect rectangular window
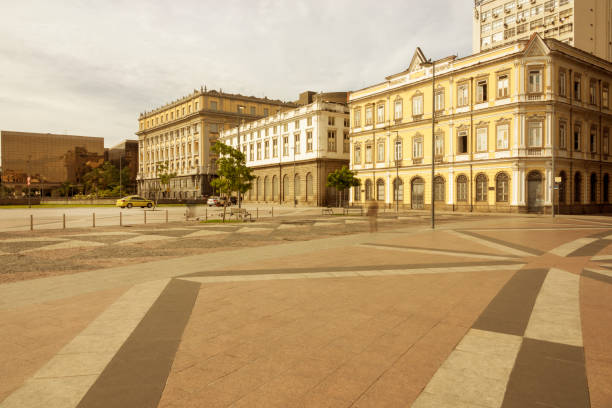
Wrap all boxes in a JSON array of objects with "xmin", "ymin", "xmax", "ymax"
[
  {"xmin": 354, "ymin": 110, "xmax": 361, "ymax": 127},
  {"xmin": 477, "ymin": 80, "xmax": 488, "ymax": 102},
  {"xmin": 590, "ymin": 128, "xmax": 597, "ymax": 153},
  {"xmin": 574, "ymin": 75, "xmax": 581, "ymax": 101},
  {"xmin": 327, "ymin": 130, "xmax": 336, "ymax": 152},
  {"xmin": 264, "ymin": 108, "xmax": 269, "ymax": 116},
  {"xmin": 354, "ymin": 145, "xmax": 361, "ymax": 164},
  {"xmin": 283, "ymin": 136, "xmax": 289, "ymax": 156},
  {"xmin": 559, "ymin": 122, "xmax": 567, "ymax": 150},
  {"xmin": 458, "ymin": 130, "xmax": 468, "ymax": 154},
  {"xmin": 574, "ymin": 125, "xmax": 581, "ymax": 151},
  {"xmin": 528, "ymin": 122, "xmax": 543, "ymax": 147},
  {"xmin": 476, "ymin": 127, "xmax": 488, "ymax": 152},
  {"xmin": 590, "ymin": 81, "xmax": 597, "ymax": 105},
  {"xmin": 604, "ymin": 129, "xmax": 609, "ymax": 154},
  {"xmin": 195, "ymin": 101, "xmax": 199, "ymax": 110},
  {"xmin": 265, "ymin": 128, "xmax": 269, "ymax": 136},
  {"xmin": 188, "ymin": 105, "xmax": 191, "ymax": 114},
  {"xmin": 283, "ymin": 123, "xmax": 288, "ymax": 132},
  {"xmin": 394, "ymin": 140, "xmax": 402, "ymax": 161},
  {"xmin": 250, "ymin": 107, "xmax": 256, "ymax": 115},
  {"xmin": 559, "ymin": 70, "xmax": 567, "ymax": 96},
  {"xmin": 365, "ymin": 145, "xmax": 373, "ymax": 162},
  {"xmin": 344, "ymin": 118, "xmax": 350, "ymax": 127},
  {"xmin": 458, "ymin": 84, "xmax": 469, "ymax": 106},
  {"xmin": 377, "ymin": 104, "xmax": 385, "ymax": 123},
  {"xmin": 603, "ymin": 84, "xmax": 610, "ymax": 108},
  {"xmin": 497, "ymin": 124, "xmax": 509, "ymax": 150},
  {"xmin": 328, "ymin": 116, "xmax": 335, "ymax": 126},
  {"xmin": 295, "ymin": 120, "xmax": 300, "ymax": 129},
  {"xmin": 238, "ymin": 105, "xmax": 245, "ymax": 114},
  {"xmin": 413, "ymin": 137, "xmax": 423, "ymax": 158},
  {"xmin": 435, "ymin": 91, "xmax": 444, "ymax": 111},
  {"xmin": 497, "ymin": 74, "xmax": 509, "ymax": 98},
  {"xmin": 273, "ymin": 125, "xmax": 278, "ymax": 134},
  {"xmin": 306, "ymin": 131, "xmax": 313, "ymax": 152},
  {"xmin": 394, "ymin": 100, "xmax": 403, "ymax": 119},
  {"xmin": 365, "ymin": 106, "xmax": 373, "ymax": 125},
  {"xmin": 307, "ymin": 116, "xmax": 313, "ymax": 126},
  {"xmin": 273, "ymin": 138, "xmax": 278, "ymax": 157},
  {"xmin": 435, "ymin": 134, "xmax": 444, "ymax": 156},
  {"xmin": 256, "ymin": 142, "xmax": 261, "ymax": 160},
  {"xmin": 249, "ymin": 144, "xmax": 254, "ymax": 161},
  {"xmin": 412, "ymin": 95, "xmax": 423, "ymax": 116},
  {"xmin": 528, "ymin": 70, "xmax": 542, "ymax": 93},
  {"xmin": 343, "ymin": 131, "xmax": 350, "ymax": 153},
  {"xmin": 264, "ymin": 141, "xmax": 269, "ymax": 159},
  {"xmin": 377, "ymin": 141, "xmax": 384, "ymax": 162},
  {"xmin": 294, "ymin": 134, "xmax": 301, "ymax": 154}
]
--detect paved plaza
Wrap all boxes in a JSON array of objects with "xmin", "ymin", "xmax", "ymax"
[{"xmin": 0, "ymin": 212, "xmax": 610, "ymax": 407}]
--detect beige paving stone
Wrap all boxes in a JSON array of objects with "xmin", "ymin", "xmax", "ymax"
[
  {"xmin": 525, "ymin": 268, "xmax": 583, "ymax": 346},
  {"xmin": 0, "ymin": 376, "xmax": 98, "ymax": 408},
  {"xmin": 550, "ymin": 237, "xmax": 598, "ymax": 257},
  {"xmin": 0, "ymin": 237, "xmax": 68, "ymax": 243},
  {"xmin": 114, "ymin": 234, "xmax": 174, "ymax": 244},
  {"xmin": 34, "ymin": 351, "xmax": 114, "ymax": 379},
  {"xmin": 235, "ymin": 227, "xmax": 274, "ymax": 233},
  {"xmin": 21, "ymin": 240, "xmax": 106, "ymax": 253},
  {"xmin": 411, "ymin": 392, "xmax": 488, "ymax": 408},
  {"xmin": 183, "ymin": 229, "xmax": 230, "ymax": 238},
  {"xmin": 447, "ymin": 230, "xmax": 533, "ymax": 257}
]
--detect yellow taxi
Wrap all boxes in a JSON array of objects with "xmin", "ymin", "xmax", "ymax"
[{"xmin": 116, "ymin": 195, "xmax": 153, "ymax": 208}]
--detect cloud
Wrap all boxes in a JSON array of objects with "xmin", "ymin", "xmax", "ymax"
[{"xmin": 0, "ymin": 0, "xmax": 472, "ymax": 147}]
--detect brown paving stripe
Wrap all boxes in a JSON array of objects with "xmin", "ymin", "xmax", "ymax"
[
  {"xmin": 587, "ymin": 229, "xmax": 612, "ymax": 238},
  {"xmin": 568, "ymin": 239, "xmax": 611, "ymax": 257},
  {"xmin": 583, "ymin": 269, "xmax": 612, "ymax": 285},
  {"xmin": 361, "ymin": 242, "xmax": 521, "ymax": 258},
  {"xmin": 501, "ymin": 338, "xmax": 590, "ymax": 408},
  {"xmin": 179, "ymin": 260, "xmax": 525, "ymax": 278},
  {"xmin": 456, "ymin": 230, "xmax": 545, "ymax": 256},
  {"xmin": 472, "ymin": 269, "xmax": 548, "ymax": 336},
  {"xmin": 76, "ymin": 279, "xmax": 200, "ymax": 408}
]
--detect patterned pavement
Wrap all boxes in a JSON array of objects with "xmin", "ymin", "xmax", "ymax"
[{"xmin": 0, "ymin": 214, "xmax": 611, "ymax": 407}]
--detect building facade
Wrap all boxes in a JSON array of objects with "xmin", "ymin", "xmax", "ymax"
[
  {"xmin": 136, "ymin": 88, "xmax": 296, "ymax": 199},
  {"xmin": 106, "ymin": 140, "xmax": 139, "ymax": 194},
  {"xmin": 219, "ymin": 92, "xmax": 350, "ymax": 206},
  {"xmin": 473, "ymin": 0, "xmax": 612, "ymax": 63},
  {"xmin": 0, "ymin": 131, "xmax": 105, "ymax": 196},
  {"xmin": 349, "ymin": 35, "xmax": 612, "ymax": 214}
]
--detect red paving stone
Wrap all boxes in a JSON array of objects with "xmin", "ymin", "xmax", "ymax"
[
  {"xmin": 0, "ymin": 286, "xmax": 129, "ymax": 402},
  {"xmin": 581, "ymin": 275, "xmax": 612, "ymax": 408},
  {"xmin": 160, "ymin": 270, "xmax": 514, "ymax": 407},
  {"xmin": 473, "ymin": 228, "xmax": 598, "ymax": 253}
]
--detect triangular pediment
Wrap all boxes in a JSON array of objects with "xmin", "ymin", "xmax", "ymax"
[
  {"xmin": 523, "ymin": 33, "xmax": 550, "ymax": 57},
  {"xmin": 408, "ymin": 47, "xmax": 428, "ymax": 72}
]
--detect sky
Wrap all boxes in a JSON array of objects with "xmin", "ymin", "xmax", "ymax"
[{"xmin": 0, "ymin": 0, "xmax": 472, "ymax": 147}]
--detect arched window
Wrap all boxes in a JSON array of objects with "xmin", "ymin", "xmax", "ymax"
[
  {"xmin": 283, "ymin": 174, "xmax": 289, "ymax": 201},
  {"xmin": 558, "ymin": 171, "xmax": 566, "ymax": 204},
  {"xmin": 496, "ymin": 173, "xmax": 509, "ymax": 202},
  {"xmin": 376, "ymin": 179, "xmax": 385, "ymax": 201},
  {"xmin": 574, "ymin": 172, "xmax": 582, "ymax": 203},
  {"xmin": 365, "ymin": 179, "xmax": 373, "ymax": 200},
  {"xmin": 434, "ymin": 176, "xmax": 445, "ymax": 201},
  {"xmin": 264, "ymin": 176, "xmax": 270, "ymax": 201},
  {"xmin": 476, "ymin": 174, "xmax": 488, "ymax": 202},
  {"xmin": 294, "ymin": 174, "xmax": 301, "ymax": 199},
  {"xmin": 393, "ymin": 178, "xmax": 403, "ymax": 201},
  {"xmin": 457, "ymin": 175, "xmax": 468, "ymax": 202},
  {"xmin": 306, "ymin": 173, "xmax": 313, "ymax": 201},
  {"xmin": 590, "ymin": 173, "xmax": 597, "ymax": 203},
  {"xmin": 604, "ymin": 174, "xmax": 609, "ymax": 203},
  {"xmin": 272, "ymin": 175, "xmax": 279, "ymax": 200}
]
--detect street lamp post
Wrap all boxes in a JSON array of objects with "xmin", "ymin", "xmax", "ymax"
[{"xmin": 421, "ymin": 59, "xmax": 436, "ymax": 229}]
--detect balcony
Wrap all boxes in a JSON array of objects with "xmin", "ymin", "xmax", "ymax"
[
  {"xmin": 527, "ymin": 93, "xmax": 543, "ymax": 101},
  {"xmin": 527, "ymin": 148, "xmax": 542, "ymax": 156},
  {"xmin": 412, "ymin": 158, "xmax": 423, "ymax": 165}
]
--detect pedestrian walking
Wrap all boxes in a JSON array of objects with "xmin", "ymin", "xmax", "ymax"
[{"xmin": 366, "ymin": 200, "xmax": 378, "ymax": 232}]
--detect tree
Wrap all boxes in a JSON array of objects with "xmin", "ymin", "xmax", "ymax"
[
  {"xmin": 155, "ymin": 163, "xmax": 177, "ymax": 208},
  {"xmin": 57, "ymin": 181, "xmax": 72, "ymax": 197},
  {"xmin": 211, "ymin": 141, "xmax": 255, "ymax": 222},
  {"xmin": 326, "ymin": 166, "xmax": 361, "ymax": 208}
]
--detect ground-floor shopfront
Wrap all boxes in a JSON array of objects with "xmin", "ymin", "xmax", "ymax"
[{"xmin": 351, "ymin": 159, "xmax": 612, "ymax": 214}]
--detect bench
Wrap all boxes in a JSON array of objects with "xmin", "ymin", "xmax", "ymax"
[
  {"xmin": 229, "ymin": 207, "xmax": 252, "ymax": 222},
  {"xmin": 322, "ymin": 207, "xmax": 334, "ymax": 216},
  {"xmin": 342, "ymin": 206, "xmax": 364, "ymax": 216}
]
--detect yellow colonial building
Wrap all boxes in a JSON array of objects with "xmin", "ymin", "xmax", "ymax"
[
  {"xmin": 349, "ymin": 34, "xmax": 612, "ymax": 213},
  {"xmin": 136, "ymin": 88, "xmax": 296, "ymax": 199}
]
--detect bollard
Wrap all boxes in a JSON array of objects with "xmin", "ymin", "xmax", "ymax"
[
  {"xmin": 120, "ymin": 211, "xmax": 123, "ymax": 226},
  {"xmin": 62, "ymin": 214, "xmax": 66, "ymax": 229},
  {"xmin": 272, "ymin": 207, "xmax": 274, "ymax": 217},
  {"xmin": 30, "ymin": 214, "xmax": 33, "ymax": 231},
  {"xmin": 165, "ymin": 209, "xmax": 168, "ymax": 223},
  {"xmin": 92, "ymin": 212, "xmax": 96, "ymax": 228},
  {"xmin": 144, "ymin": 210, "xmax": 147, "ymax": 224},
  {"xmin": 257, "ymin": 207, "xmax": 259, "ymax": 219},
  {"xmin": 205, "ymin": 207, "xmax": 208, "ymax": 222}
]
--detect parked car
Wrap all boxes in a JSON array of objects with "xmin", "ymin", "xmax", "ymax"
[
  {"xmin": 116, "ymin": 195, "xmax": 153, "ymax": 208},
  {"xmin": 207, "ymin": 196, "xmax": 227, "ymax": 207}
]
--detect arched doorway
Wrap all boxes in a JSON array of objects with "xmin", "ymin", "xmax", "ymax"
[
  {"xmin": 294, "ymin": 174, "xmax": 301, "ymax": 202},
  {"xmin": 604, "ymin": 174, "xmax": 610, "ymax": 203},
  {"xmin": 527, "ymin": 171, "xmax": 543, "ymax": 212},
  {"xmin": 365, "ymin": 180, "xmax": 373, "ymax": 201},
  {"xmin": 574, "ymin": 172, "xmax": 582, "ymax": 203},
  {"xmin": 306, "ymin": 173, "xmax": 313, "ymax": 202},
  {"xmin": 376, "ymin": 179, "xmax": 385, "ymax": 201},
  {"xmin": 411, "ymin": 178, "xmax": 424, "ymax": 209},
  {"xmin": 590, "ymin": 173, "xmax": 597, "ymax": 203},
  {"xmin": 264, "ymin": 176, "xmax": 270, "ymax": 201},
  {"xmin": 283, "ymin": 174, "xmax": 289, "ymax": 202},
  {"xmin": 393, "ymin": 178, "xmax": 403, "ymax": 202}
]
